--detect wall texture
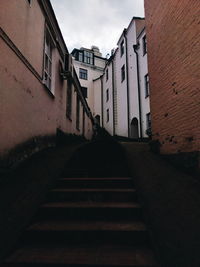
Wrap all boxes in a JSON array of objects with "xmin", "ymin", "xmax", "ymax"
[
  {"xmin": 145, "ymin": 0, "xmax": 200, "ymax": 164},
  {"xmin": 0, "ymin": 0, "xmax": 93, "ymax": 168}
]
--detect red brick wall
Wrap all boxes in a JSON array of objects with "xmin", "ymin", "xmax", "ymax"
[{"xmin": 144, "ymin": 0, "xmax": 200, "ymax": 155}]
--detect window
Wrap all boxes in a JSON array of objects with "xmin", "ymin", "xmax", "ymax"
[
  {"xmin": 106, "ymin": 89, "xmax": 109, "ymax": 102},
  {"xmin": 144, "ymin": 74, "xmax": 150, "ymax": 97},
  {"xmin": 79, "ymin": 68, "xmax": 87, "ymax": 80},
  {"xmin": 84, "ymin": 51, "xmax": 93, "ymax": 64},
  {"xmin": 106, "ymin": 68, "xmax": 108, "ymax": 81},
  {"xmin": 44, "ymin": 30, "xmax": 53, "ymax": 91},
  {"xmin": 66, "ymin": 80, "xmax": 72, "ymax": 119},
  {"xmin": 76, "ymin": 95, "xmax": 80, "ymax": 130},
  {"xmin": 121, "ymin": 65, "xmax": 125, "ymax": 82},
  {"xmin": 81, "ymin": 87, "xmax": 88, "ymax": 98},
  {"xmin": 106, "ymin": 109, "xmax": 109, "ymax": 122},
  {"xmin": 26, "ymin": 0, "xmax": 31, "ymax": 4},
  {"xmin": 78, "ymin": 52, "xmax": 83, "ymax": 62},
  {"xmin": 143, "ymin": 35, "xmax": 147, "ymax": 55},
  {"xmin": 120, "ymin": 39, "xmax": 125, "ymax": 56},
  {"xmin": 146, "ymin": 113, "xmax": 151, "ymax": 130}
]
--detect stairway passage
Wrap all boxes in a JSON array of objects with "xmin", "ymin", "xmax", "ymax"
[{"xmin": 3, "ymin": 170, "xmax": 158, "ymax": 266}]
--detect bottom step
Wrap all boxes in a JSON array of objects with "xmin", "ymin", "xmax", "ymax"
[{"xmin": 4, "ymin": 245, "xmax": 158, "ymax": 266}]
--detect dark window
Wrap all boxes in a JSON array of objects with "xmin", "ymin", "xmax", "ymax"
[
  {"xmin": 144, "ymin": 74, "xmax": 149, "ymax": 97},
  {"xmin": 76, "ymin": 95, "xmax": 80, "ymax": 130},
  {"xmin": 120, "ymin": 39, "xmax": 125, "ymax": 56},
  {"xmin": 121, "ymin": 65, "xmax": 125, "ymax": 82},
  {"xmin": 27, "ymin": 0, "xmax": 31, "ymax": 4},
  {"xmin": 81, "ymin": 87, "xmax": 88, "ymax": 98},
  {"xmin": 66, "ymin": 80, "xmax": 72, "ymax": 119},
  {"xmin": 78, "ymin": 52, "xmax": 83, "ymax": 62},
  {"xmin": 84, "ymin": 51, "xmax": 93, "ymax": 64},
  {"xmin": 143, "ymin": 35, "xmax": 147, "ymax": 55},
  {"xmin": 79, "ymin": 68, "xmax": 88, "ymax": 80},
  {"xmin": 146, "ymin": 113, "xmax": 151, "ymax": 130},
  {"xmin": 106, "ymin": 89, "xmax": 109, "ymax": 102},
  {"xmin": 106, "ymin": 109, "xmax": 109, "ymax": 122},
  {"xmin": 106, "ymin": 68, "xmax": 108, "ymax": 81}
]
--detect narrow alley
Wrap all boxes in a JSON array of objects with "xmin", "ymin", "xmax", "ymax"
[{"xmin": 0, "ymin": 0, "xmax": 199, "ymax": 266}]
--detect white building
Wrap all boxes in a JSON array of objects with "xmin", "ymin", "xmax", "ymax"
[
  {"xmin": 102, "ymin": 17, "xmax": 151, "ymax": 139},
  {"xmin": 71, "ymin": 46, "xmax": 107, "ymax": 124},
  {"xmin": 71, "ymin": 18, "xmax": 151, "ymax": 140}
]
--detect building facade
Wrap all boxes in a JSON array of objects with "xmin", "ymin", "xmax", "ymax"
[
  {"xmin": 101, "ymin": 18, "xmax": 151, "ymax": 139},
  {"xmin": 71, "ymin": 46, "xmax": 107, "ymax": 123},
  {"xmin": 0, "ymin": 0, "xmax": 93, "ymax": 168},
  {"xmin": 144, "ymin": 0, "xmax": 200, "ymax": 171}
]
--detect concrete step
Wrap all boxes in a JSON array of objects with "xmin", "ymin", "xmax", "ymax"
[
  {"xmin": 4, "ymin": 244, "xmax": 158, "ymax": 266},
  {"xmin": 47, "ymin": 188, "xmax": 137, "ymax": 202},
  {"xmin": 57, "ymin": 177, "xmax": 134, "ymax": 189},
  {"xmin": 21, "ymin": 220, "xmax": 149, "ymax": 245},
  {"xmin": 35, "ymin": 202, "xmax": 142, "ymax": 221}
]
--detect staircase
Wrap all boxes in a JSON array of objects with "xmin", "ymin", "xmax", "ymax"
[{"xmin": 3, "ymin": 169, "xmax": 158, "ymax": 266}]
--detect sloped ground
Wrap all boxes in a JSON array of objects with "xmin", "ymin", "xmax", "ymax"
[{"xmin": 122, "ymin": 142, "xmax": 200, "ymax": 267}]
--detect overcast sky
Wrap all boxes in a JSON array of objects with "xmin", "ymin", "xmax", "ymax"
[{"xmin": 50, "ymin": 0, "xmax": 144, "ymax": 57}]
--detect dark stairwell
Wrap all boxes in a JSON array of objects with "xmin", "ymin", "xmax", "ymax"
[{"xmin": 1, "ymin": 131, "xmax": 159, "ymax": 267}]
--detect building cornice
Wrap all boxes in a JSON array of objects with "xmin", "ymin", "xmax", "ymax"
[{"xmin": 38, "ymin": 0, "xmax": 68, "ymax": 59}]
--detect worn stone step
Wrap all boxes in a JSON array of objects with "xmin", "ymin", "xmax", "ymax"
[
  {"xmin": 4, "ymin": 244, "xmax": 158, "ymax": 266},
  {"xmin": 21, "ymin": 220, "xmax": 148, "ymax": 245},
  {"xmin": 47, "ymin": 188, "xmax": 137, "ymax": 202},
  {"xmin": 57, "ymin": 177, "xmax": 134, "ymax": 189},
  {"xmin": 35, "ymin": 202, "xmax": 142, "ymax": 221}
]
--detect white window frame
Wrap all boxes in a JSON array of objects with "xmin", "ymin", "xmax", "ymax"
[{"xmin": 43, "ymin": 29, "xmax": 54, "ymax": 93}]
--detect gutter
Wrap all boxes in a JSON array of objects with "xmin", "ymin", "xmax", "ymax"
[
  {"xmin": 111, "ymin": 58, "xmax": 115, "ymax": 136},
  {"xmin": 133, "ymin": 44, "xmax": 143, "ymax": 139},
  {"xmin": 100, "ymin": 75, "xmax": 104, "ymax": 128},
  {"xmin": 124, "ymin": 31, "xmax": 130, "ymax": 138}
]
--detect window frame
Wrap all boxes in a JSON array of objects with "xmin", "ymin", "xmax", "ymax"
[
  {"xmin": 146, "ymin": 112, "xmax": 151, "ymax": 130},
  {"xmin": 84, "ymin": 51, "xmax": 93, "ymax": 65},
  {"xmin": 106, "ymin": 109, "xmax": 109, "ymax": 122},
  {"xmin": 143, "ymin": 35, "xmax": 147, "ymax": 56},
  {"xmin": 144, "ymin": 74, "xmax": 150, "ymax": 97},
  {"xmin": 43, "ymin": 29, "xmax": 54, "ymax": 92},
  {"xmin": 121, "ymin": 65, "xmax": 125, "ymax": 82},
  {"xmin": 120, "ymin": 39, "xmax": 125, "ymax": 56},
  {"xmin": 78, "ymin": 52, "xmax": 83, "ymax": 62},
  {"xmin": 79, "ymin": 68, "xmax": 88, "ymax": 80}
]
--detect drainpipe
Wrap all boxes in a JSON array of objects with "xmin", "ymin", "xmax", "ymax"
[
  {"xmin": 133, "ymin": 44, "xmax": 143, "ymax": 139},
  {"xmin": 111, "ymin": 58, "xmax": 115, "ymax": 136},
  {"xmin": 124, "ymin": 31, "xmax": 130, "ymax": 138},
  {"xmin": 100, "ymin": 75, "xmax": 104, "ymax": 128}
]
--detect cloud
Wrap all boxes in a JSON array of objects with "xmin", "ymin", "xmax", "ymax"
[{"xmin": 50, "ymin": 0, "xmax": 144, "ymax": 57}]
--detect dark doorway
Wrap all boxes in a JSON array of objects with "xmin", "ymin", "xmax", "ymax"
[
  {"xmin": 130, "ymin": 117, "xmax": 139, "ymax": 139},
  {"xmin": 95, "ymin": 115, "xmax": 101, "ymax": 125}
]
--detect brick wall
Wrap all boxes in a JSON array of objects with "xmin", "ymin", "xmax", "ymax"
[{"xmin": 144, "ymin": 0, "xmax": 200, "ymax": 162}]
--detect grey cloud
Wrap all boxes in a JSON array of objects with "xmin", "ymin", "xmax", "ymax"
[{"xmin": 50, "ymin": 0, "xmax": 144, "ymax": 56}]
